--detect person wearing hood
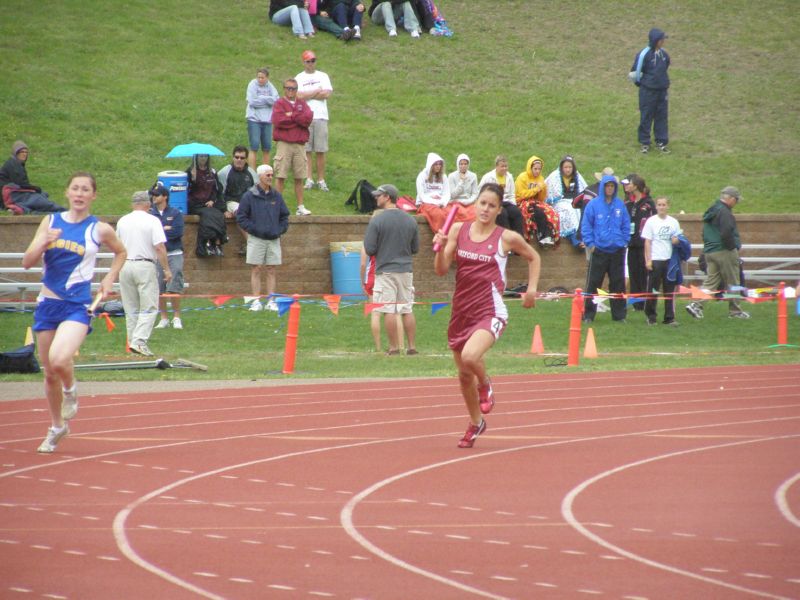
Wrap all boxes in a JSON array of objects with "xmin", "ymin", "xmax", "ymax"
[
  {"xmin": 447, "ymin": 153, "xmax": 478, "ymax": 220},
  {"xmin": 622, "ymin": 174, "xmax": 656, "ymax": 310},
  {"xmin": 479, "ymin": 155, "xmax": 524, "ymax": 238},
  {"xmin": 629, "ymin": 28, "xmax": 671, "ymax": 154},
  {"xmin": 580, "ymin": 174, "xmax": 631, "ymax": 322},
  {"xmin": 545, "ymin": 155, "xmax": 587, "ymax": 247},
  {"xmin": 514, "ymin": 155, "xmax": 559, "ymax": 247},
  {"xmin": 416, "ymin": 152, "xmax": 453, "ymax": 232},
  {"xmin": 186, "ymin": 154, "xmax": 227, "ymax": 257},
  {"xmin": 686, "ymin": 187, "xmax": 750, "ymax": 320},
  {"xmin": 0, "ymin": 141, "xmax": 37, "ymax": 190},
  {"xmin": 0, "ymin": 141, "xmax": 65, "ymax": 214}
]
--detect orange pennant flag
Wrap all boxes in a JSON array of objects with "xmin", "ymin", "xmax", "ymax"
[
  {"xmin": 690, "ymin": 285, "xmax": 713, "ymax": 300},
  {"xmin": 100, "ymin": 313, "xmax": 116, "ymax": 332},
  {"xmin": 364, "ymin": 302, "xmax": 384, "ymax": 316},
  {"xmin": 678, "ymin": 285, "xmax": 692, "ymax": 295},
  {"xmin": 213, "ymin": 295, "xmax": 235, "ymax": 307},
  {"xmin": 323, "ymin": 294, "xmax": 341, "ymax": 316}
]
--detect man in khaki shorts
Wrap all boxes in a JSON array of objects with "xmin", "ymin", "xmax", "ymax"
[
  {"xmin": 295, "ymin": 50, "xmax": 333, "ymax": 192},
  {"xmin": 363, "ymin": 184, "xmax": 420, "ymax": 355},
  {"xmin": 272, "ymin": 78, "xmax": 314, "ymax": 216}
]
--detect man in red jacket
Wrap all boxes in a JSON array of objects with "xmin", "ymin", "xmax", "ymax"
[{"xmin": 272, "ymin": 78, "xmax": 314, "ymax": 216}]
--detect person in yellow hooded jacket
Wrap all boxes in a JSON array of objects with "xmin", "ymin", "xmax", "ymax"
[{"xmin": 514, "ymin": 155, "xmax": 560, "ymax": 247}]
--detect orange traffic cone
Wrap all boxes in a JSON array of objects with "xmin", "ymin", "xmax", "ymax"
[
  {"xmin": 583, "ymin": 327, "xmax": 598, "ymax": 359},
  {"xmin": 530, "ymin": 324, "xmax": 544, "ymax": 354}
]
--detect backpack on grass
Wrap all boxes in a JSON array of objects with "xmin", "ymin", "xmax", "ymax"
[
  {"xmin": 345, "ymin": 179, "xmax": 377, "ymax": 214},
  {"xmin": 0, "ymin": 343, "xmax": 40, "ymax": 374}
]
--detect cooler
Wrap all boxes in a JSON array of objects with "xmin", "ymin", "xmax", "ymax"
[{"xmin": 157, "ymin": 170, "xmax": 189, "ymax": 214}]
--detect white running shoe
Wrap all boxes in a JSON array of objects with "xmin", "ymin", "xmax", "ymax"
[
  {"xmin": 172, "ymin": 317, "xmax": 183, "ymax": 329},
  {"xmin": 130, "ymin": 343, "xmax": 154, "ymax": 357},
  {"xmin": 410, "ymin": 30, "xmax": 420, "ymax": 38},
  {"xmin": 317, "ymin": 180, "xmax": 330, "ymax": 192},
  {"xmin": 155, "ymin": 318, "xmax": 170, "ymax": 329},
  {"xmin": 266, "ymin": 300, "xmax": 279, "ymax": 312},
  {"xmin": 388, "ymin": 29, "xmax": 398, "ymax": 37},
  {"xmin": 38, "ymin": 424, "xmax": 69, "ymax": 453},
  {"xmin": 250, "ymin": 300, "xmax": 263, "ymax": 312},
  {"xmin": 353, "ymin": 25, "xmax": 361, "ymax": 39},
  {"xmin": 61, "ymin": 386, "xmax": 78, "ymax": 420},
  {"xmin": 296, "ymin": 205, "xmax": 312, "ymax": 216},
  {"xmin": 304, "ymin": 178, "xmax": 315, "ymax": 190}
]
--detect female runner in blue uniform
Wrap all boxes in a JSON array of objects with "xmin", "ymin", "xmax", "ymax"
[
  {"xmin": 433, "ymin": 183, "xmax": 541, "ymax": 448},
  {"xmin": 23, "ymin": 172, "xmax": 127, "ymax": 453}
]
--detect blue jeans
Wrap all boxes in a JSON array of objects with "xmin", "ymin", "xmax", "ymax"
[
  {"xmin": 247, "ymin": 120, "xmax": 273, "ymax": 152},
  {"xmin": 331, "ymin": 3, "xmax": 363, "ymax": 28},
  {"xmin": 370, "ymin": 1, "xmax": 419, "ymax": 33},
  {"xmin": 271, "ymin": 5, "xmax": 314, "ymax": 36}
]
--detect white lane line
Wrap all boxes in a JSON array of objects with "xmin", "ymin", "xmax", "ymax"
[
  {"xmin": 562, "ymin": 434, "xmax": 800, "ymax": 600},
  {"xmin": 204, "ymin": 534, "xmax": 227, "ymax": 540},
  {"xmin": 268, "ymin": 584, "xmax": 295, "ymax": 591},
  {"xmin": 534, "ymin": 582, "xmax": 557, "ymax": 588},
  {"xmin": 485, "ymin": 540, "xmax": 510, "ymax": 546},
  {"xmin": 229, "ymin": 578, "xmax": 253, "ymax": 584},
  {"xmin": 743, "ymin": 573, "xmax": 772, "ymax": 580},
  {"xmin": 312, "ymin": 550, "xmax": 333, "ymax": 555},
  {"xmin": 31, "ymin": 544, "xmax": 51, "ymax": 550},
  {"xmin": 89, "ymin": 485, "xmax": 107, "ymax": 491},
  {"xmin": 64, "ymin": 549, "xmax": 86, "ymax": 555},
  {"xmin": 308, "ymin": 592, "xmax": 335, "ymax": 597},
  {"xmin": 490, "ymin": 576, "xmax": 517, "ymax": 582},
  {"xmin": 350, "ymin": 555, "xmax": 370, "ymax": 561},
  {"xmin": 774, "ymin": 471, "xmax": 800, "ymax": 528},
  {"xmin": 599, "ymin": 554, "xmax": 624, "ymax": 561},
  {"xmin": 451, "ymin": 570, "xmax": 473, "ymax": 575},
  {"xmin": 408, "ymin": 530, "xmax": 432, "ymax": 536},
  {"xmin": 701, "ymin": 567, "xmax": 728, "ymax": 574},
  {"xmin": 247, "ymin": 478, "xmax": 266, "ymax": 483},
  {"xmin": 8, "ymin": 587, "xmax": 32, "ymax": 593},
  {"xmin": 671, "ymin": 532, "xmax": 697, "ymax": 538},
  {"xmin": 307, "ymin": 516, "xmax": 328, "ymax": 521},
  {"xmin": 561, "ymin": 549, "xmax": 586, "ymax": 555},
  {"xmin": 42, "ymin": 593, "xmax": 67, "ymax": 599},
  {"xmin": 576, "ymin": 590, "xmax": 603, "ymax": 595},
  {"xmin": 25, "ymin": 507, "xmax": 44, "ymax": 512},
  {"xmin": 523, "ymin": 544, "xmax": 548, "ymax": 550},
  {"xmin": 276, "ymin": 544, "xmax": 294, "ymax": 550},
  {"xmin": 242, "ymin": 540, "xmax": 262, "ymax": 545},
  {"xmin": 446, "ymin": 534, "xmax": 471, "ymax": 540},
  {"xmin": 97, "ymin": 555, "xmax": 120, "ymax": 561},
  {"xmin": 194, "ymin": 572, "xmax": 218, "ymax": 578}
]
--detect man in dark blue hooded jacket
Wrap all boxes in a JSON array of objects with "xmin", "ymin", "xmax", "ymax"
[{"xmin": 630, "ymin": 28, "xmax": 671, "ymax": 154}]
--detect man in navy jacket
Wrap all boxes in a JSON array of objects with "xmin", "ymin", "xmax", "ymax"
[
  {"xmin": 236, "ymin": 165, "xmax": 290, "ymax": 312},
  {"xmin": 150, "ymin": 184, "xmax": 186, "ymax": 329},
  {"xmin": 630, "ymin": 28, "xmax": 671, "ymax": 154}
]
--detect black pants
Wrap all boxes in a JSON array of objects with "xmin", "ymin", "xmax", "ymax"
[
  {"xmin": 584, "ymin": 248, "xmax": 627, "ymax": 321},
  {"xmin": 644, "ymin": 260, "xmax": 676, "ymax": 323},
  {"xmin": 638, "ymin": 86, "xmax": 669, "ymax": 146},
  {"xmin": 627, "ymin": 245, "xmax": 648, "ymax": 310},
  {"xmin": 496, "ymin": 202, "xmax": 525, "ymax": 238}
]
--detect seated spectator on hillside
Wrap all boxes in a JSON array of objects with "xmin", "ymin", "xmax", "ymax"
[
  {"xmin": 324, "ymin": 0, "xmax": 364, "ymax": 39},
  {"xmin": 186, "ymin": 154, "xmax": 227, "ymax": 257},
  {"xmin": 545, "ymin": 155, "xmax": 587, "ymax": 247},
  {"xmin": 218, "ymin": 146, "xmax": 258, "ymax": 255},
  {"xmin": 622, "ymin": 173, "xmax": 656, "ymax": 310},
  {"xmin": 368, "ymin": 0, "xmax": 421, "ymax": 38},
  {"xmin": 416, "ymin": 152, "xmax": 453, "ymax": 232},
  {"xmin": 479, "ymin": 155, "xmax": 524, "ymax": 238},
  {"xmin": 311, "ymin": 1, "xmax": 357, "ymax": 41},
  {"xmin": 447, "ymin": 153, "xmax": 478, "ymax": 217},
  {"xmin": 0, "ymin": 141, "xmax": 64, "ymax": 214},
  {"xmin": 270, "ymin": 0, "xmax": 315, "ymax": 39},
  {"xmin": 515, "ymin": 155, "xmax": 559, "ymax": 247}
]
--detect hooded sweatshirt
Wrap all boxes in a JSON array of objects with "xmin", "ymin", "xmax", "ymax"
[
  {"xmin": 702, "ymin": 199, "xmax": 740, "ymax": 253},
  {"xmin": 447, "ymin": 153, "xmax": 479, "ymax": 205},
  {"xmin": 631, "ymin": 28, "xmax": 670, "ymax": 90},
  {"xmin": 0, "ymin": 141, "xmax": 33, "ymax": 189},
  {"xmin": 246, "ymin": 77, "xmax": 280, "ymax": 123},
  {"xmin": 514, "ymin": 156, "xmax": 547, "ymax": 204},
  {"xmin": 580, "ymin": 175, "xmax": 631, "ymax": 253},
  {"xmin": 544, "ymin": 156, "xmax": 587, "ymax": 203},
  {"xmin": 416, "ymin": 152, "xmax": 450, "ymax": 207}
]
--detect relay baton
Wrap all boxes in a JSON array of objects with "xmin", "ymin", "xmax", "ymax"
[
  {"xmin": 86, "ymin": 291, "xmax": 104, "ymax": 317},
  {"xmin": 432, "ymin": 204, "xmax": 460, "ymax": 253}
]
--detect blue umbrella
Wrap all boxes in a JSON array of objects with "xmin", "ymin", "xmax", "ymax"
[{"xmin": 165, "ymin": 142, "xmax": 225, "ymax": 159}]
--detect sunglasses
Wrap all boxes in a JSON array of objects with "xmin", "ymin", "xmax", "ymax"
[
  {"xmin": 304, "ymin": 59, "xmax": 316, "ymax": 63},
  {"xmin": 284, "ymin": 86, "xmax": 297, "ymax": 90}
]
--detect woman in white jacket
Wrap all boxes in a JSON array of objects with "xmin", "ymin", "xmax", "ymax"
[{"xmin": 416, "ymin": 152, "xmax": 451, "ymax": 232}]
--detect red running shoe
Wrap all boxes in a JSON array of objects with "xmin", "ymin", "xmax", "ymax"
[
  {"xmin": 458, "ymin": 419, "xmax": 487, "ymax": 448},
  {"xmin": 478, "ymin": 378, "xmax": 495, "ymax": 414}
]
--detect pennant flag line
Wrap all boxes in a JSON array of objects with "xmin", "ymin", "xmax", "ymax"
[
  {"xmin": 213, "ymin": 295, "xmax": 235, "ymax": 307},
  {"xmin": 364, "ymin": 302, "xmax": 384, "ymax": 315},
  {"xmin": 323, "ymin": 294, "xmax": 341, "ymax": 315}
]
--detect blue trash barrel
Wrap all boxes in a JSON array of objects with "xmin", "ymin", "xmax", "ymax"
[
  {"xmin": 330, "ymin": 241, "xmax": 365, "ymax": 298},
  {"xmin": 157, "ymin": 170, "xmax": 189, "ymax": 214}
]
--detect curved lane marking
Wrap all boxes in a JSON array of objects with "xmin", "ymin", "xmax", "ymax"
[{"xmin": 775, "ymin": 472, "xmax": 800, "ymax": 528}]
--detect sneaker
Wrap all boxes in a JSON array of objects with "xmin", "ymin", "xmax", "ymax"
[
  {"xmin": 61, "ymin": 386, "xmax": 78, "ymax": 420},
  {"xmin": 353, "ymin": 25, "xmax": 361, "ymax": 39},
  {"xmin": 130, "ymin": 343, "xmax": 154, "ymax": 357},
  {"xmin": 657, "ymin": 143, "xmax": 671, "ymax": 154},
  {"xmin": 317, "ymin": 180, "xmax": 330, "ymax": 192},
  {"xmin": 388, "ymin": 29, "xmax": 397, "ymax": 37},
  {"xmin": 37, "ymin": 424, "xmax": 69, "ymax": 453},
  {"xmin": 298, "ymin": 34, "xmax": 307, "ymax": 40},
  {"xmin": 458, "ymin": 420, "xmax": 486, "ymax": 449},
  {"xmin": 663, "ymin": 320, "xmax": 680, "ymax": 327},
  {"xmin": 341, "ymin": 27, "xmax": 354, "ymax": 42},
  {"xmin": 155, "ymin": 318, "xmax": 170, "ymax": 329},
  {"xmin": 685, "ymin": 302, "xmax": 704, "ymax": 320},
  {"xmin": 171, "ymin": 317, "xmax": 183, "ymax": 330},
  {"xmin": 296, "ymin": 205, "xmax": 312, "ymax": 216},
  {"xmin": 266, "ymin": 300, "xmax": 279, "ymax": 312},
  {"xmin": 214, "ymin": 245, "xmax": 224, "ymax": 257},
  {"xmin": 478, "ymin": 378, "xmax": 495, "ymax": 414},
  {"xmin": 410, "ymin": 30, "xmax": 420, "ymax": 38},
  {"xmin": 641, "ymin": 145, "xmax": 650, "ymax": 154},
  {"xmin": 539, "ymin": 236, "xmax": 554, "ymax": 246},
  {"xmin": 647, "ymin": 318, "xmax": 657, "ymax": 326},
  {"xmin": 729, "ymin": 311, "xmax": 751, "ymax": 319},
  {"xmin": 250, "ymin": 300, "xmax": 263, "ymax": 312},
  {"xmin": 304, "ymin": 178, "xmax": 315, "ymax": 190}
]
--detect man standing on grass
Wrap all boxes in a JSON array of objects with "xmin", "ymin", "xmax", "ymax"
[
  {"xmin": 686, "ymin": 186, "xmax": 749, "ymax": 320},
  {"xmin": 363, "ymin": 184, "xmax": 419, "ymax": 355},
  {"xmin": 237, "ymin": 165, "xmax": 290, "ymax": 312},
  {"xmin": 150, "ymin": 184, "xmax": 185, "ymax": 330},
  {"xmin": 629, "ymin": 28, "xmax": 671, "ymax": 154},
  {"xmin": 272, "ymin": 78, "xmax": 314, "ymax": 216},
  {"xmin": 117, "ymin": 191, "xmax": 171, "ymax": 356},
  {"xmin": 295, "ymin": 50, "xmax": 333, "ymax": 193}
]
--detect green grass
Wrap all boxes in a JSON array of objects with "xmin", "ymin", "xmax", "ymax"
[
  {"xmin": 1, "ymin": 297, "xmax": 798, "ymax": 383},
  {"xmin": 1, "ymin": 0, "xmax": 799, "ymax": 216}
]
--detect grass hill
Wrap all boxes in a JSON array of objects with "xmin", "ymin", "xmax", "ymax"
[{"xmin": 1, "ymin": 0, "xmax": 798, "ymax": 215}]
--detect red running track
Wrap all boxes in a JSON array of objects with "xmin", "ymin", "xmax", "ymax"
[{"xmin": 1, "ymin": 365, "xmax": 799, "ymax": 599}]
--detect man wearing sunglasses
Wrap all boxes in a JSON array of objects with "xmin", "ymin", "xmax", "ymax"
[
  {"xmin": 272, "ymin": 78, "xmax": 314, "ymax": 216},
  {"xmin": 218, "ymin": 145, "xmax": 258, "ymax": 254}
]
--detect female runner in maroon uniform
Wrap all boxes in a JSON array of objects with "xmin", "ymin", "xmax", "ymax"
[{"xmin": 433, "ymin": 183, "xmax": 541, "ymax": 448}]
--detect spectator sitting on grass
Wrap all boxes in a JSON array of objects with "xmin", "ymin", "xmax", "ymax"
[
  {"xmin": 416, "ymin": 152, "xmax": 450, "ymax": 233},
  {"xmin": 270, "ymin": 0, "xmax": 315, "ymax": 40},
  {"xmin": 314, "ymin": 0, "xmax": 360, "ymax": 40},
  {"xmin": 448, "ymin": 154, "xmax": 479, "ymax": 209},
  {"xmin": 515, "ymin": 155, "xmax": 559, "ymax": 248},
  {"xmin": 368, "ymin": 0, "xmax": 421, "ymax": 38},
  {"xmin": 545, "ymin": 155, "xmax": 587, "ymax": 248},
  {"xmin": 0, "ymin": 141, "xmax": 64, "ymax": 214}
]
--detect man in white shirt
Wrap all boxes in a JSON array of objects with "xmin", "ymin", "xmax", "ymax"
[
  {"xmin": 116, "ymin": 191, "xmax": 171, "ymax": 356},
  {"xmin": 295, "ymin": 50, "xmax": 333, "ymax": 192},
  {"xmin": 641, "ymin": 196, "xmax": 682, "ymax": 326}
]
